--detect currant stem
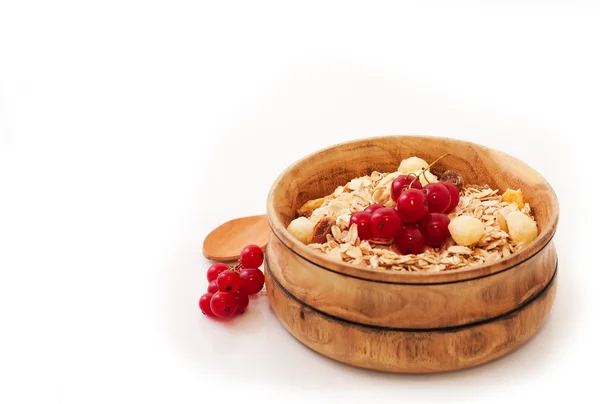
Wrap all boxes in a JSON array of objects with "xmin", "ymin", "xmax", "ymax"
[
  {"xmin": 229, "ymin": 262, "xmax": 243, "ymax": 274},
  {"xmin": 408, "ymin": 153, "xmax": 451, "ymax": 187}
]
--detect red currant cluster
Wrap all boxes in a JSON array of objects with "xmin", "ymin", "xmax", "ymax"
[
  {"xmin": 199, "ymin": 245, "xmax": 265, "ymax": 319},
  {"xmin": 350, "ymin": 174, "xmax": 459, "ymax": 255}
]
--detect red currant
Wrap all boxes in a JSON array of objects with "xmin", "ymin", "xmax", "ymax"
[
  {"xmin": 199, "ymin": 293, "xmax": 216, "ymax": 317},
  {"xmin": 210, "ymin": 291, "xmax": 237, "ymax": 318},
  {"xmin": 206, "ymin": 263, "xmax": 229, "ymax": 282},
  {"xmin": 391, "ymin": 174, "xmax": 423, "ymax": 202},
  {"xmin": 421, "ymin": 213, "xmax": 451, "ymax": 247},
  {"xmin": 395, "ymin": 189, "xmax": 428, "ymax": 223},
  {"xmin": 239, "ymin": 267, "xmax": 265, "ymax": 295},
  {"xmin": 423, "ymin": 183, "xmax": 451, "ymax": 213},
  {"xmin": 395, "ymin": 226, "xmax": 425, "ymax": 255},
  {"xmin": 240, "ymin": 245, "xmax": 264, "ymax": 268},
  {"xmin": 216, "ymin": 270, "xmax": 241, "ymax": 293},
  {"xmin": 369, "ymin": 208, "xmax": 403, "ymax": 240},
  {"xmin": 234, "ymin": 291, "xmax": 250, "ymax": 315},
  {"xmin": 440, "ymin": 182, "xmax": 460, "ymax": 213},
  {"xmin": 350, "ymin": 211, "xmax": 372, "ymax": 240},
  {"xmin": 364, "ymin": 203, "xmax": 384, "ymax": 214},
  {"xmin": 207, "ymin": 280, "xmax": 219, "ymax": 294}
]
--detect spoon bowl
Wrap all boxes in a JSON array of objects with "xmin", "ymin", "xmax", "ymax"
[{"xmin": 202, "ymin": 214, "xmax": 269, "ymax": 262}]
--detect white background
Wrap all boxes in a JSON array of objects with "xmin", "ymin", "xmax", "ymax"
[{"xmin": 1, "ymin": 1, "xmax": 598, "ymax": 403}]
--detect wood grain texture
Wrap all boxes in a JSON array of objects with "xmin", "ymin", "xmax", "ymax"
[
  {"xmin": 264, "ymin": 135, "xmax": 560, "ymax": 372},
  {"xmin": 268, "ymin": 234, "xmax": 557, "ymax": 328},
  {"xmin": 265, "ymin": 262, "xmax": 558, "ymax": 373},
  {"xmin": 202, "ymin": 214, "xmax": 269, "ymax": 261}
]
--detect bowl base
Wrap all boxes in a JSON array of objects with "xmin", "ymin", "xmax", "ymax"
[{"xmin": 265, "ymin": 263, "xmax": 557, "ymax": 373}]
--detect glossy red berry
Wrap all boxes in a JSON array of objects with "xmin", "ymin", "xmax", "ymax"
[
  {"xmin": 395, "ymin": 226, "xmax": 425, "ymax": 255},
  {"xmin": 199, "ymin": 293, "xmax": 216, "ymax": 317},
  {"xmin": 234, "ymin": 291, "xmax": 250, "ymax": 315},
  {"xmin": 370, "ymin": 208, "xmax": 403, "ymax": 240},
  {"xmin": 364, "ymin": 203, "xmax": 384, "ymax": 214},
  {"xmin": 440, "ymin": 182, "xmax": 460, "ymax": 213},
  {"xmin": 239, "ymin": 267, "xmax": 265, "ymax": 295},
  {"xmin": 206, "ymin": 263, "xmax": 229, "ymax": 282},
  {"xmin": 421, "ymin": 213, "xmax": 451, "ymax": 247},
  {"xmin": 240, "ymin": 245, "xmax": 264, "ymax": 268},
  {"xmin": 395, "ymin": 188, "xmax": 428, "ymax": 223},
  {"xmin": 391, "ymin": 174, "xmax": 423, "ymax": 202},
  {"xmin": 210, "ymin": 291, "xmax": 237, "ymax": 318},
  {"xmin": 423, "ymin": 183, "xmax": 451, "ymax": 213},
  {"xmin": 350, "ymin": 211, "xmax": 373, "ymax": 240},
  {"xmin": 207, "ymin": 280, "xmax": 219, "ymax": 294},
  {"xmin": 216, "ymin": 270, "xmax": 241, "ymax": 293}
]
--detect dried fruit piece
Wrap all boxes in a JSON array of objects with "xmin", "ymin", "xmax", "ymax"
[
  {"xmin": 417, "ymin": 170, "xmax": 439, "ymax": 186},
  {"xmin": 497, "ymin": 202, "xmax": 519, "ymax": 232},
  {"xmin": 448, "ymin": 215, "xmax": 485, "ymax": 246},
  {"xmin": 307, "ymin": 216, "xmax": 336, "ymax": 244},
  {"xmin": 297, "ymin": 196, "xmax": 329, "ymax": 217},
  {"xmin": 429, "ymin": 165, "xmax": 446, "ymax": 179},
  {"xmin": 439, "ymin": 170, "xmax": 464, "ymax": 191},
  {"xmin": 287, "ymin": 216, "xmax": 316, "ymax": 244},
  {"xmin": 506, "ymin": 211, "xmax": 538, "ymax": 244},
  {"xmin": 502, "ymin": 188, "xmax": 524, "ymax": 210}
]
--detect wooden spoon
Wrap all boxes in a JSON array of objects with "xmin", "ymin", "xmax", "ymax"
[{"xmin": 202, "ymin": 214, "xmax": 270, "ymax": 262}]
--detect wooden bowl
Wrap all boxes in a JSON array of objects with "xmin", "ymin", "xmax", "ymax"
[{"xmin": 265, "ymin": 135, "xmax": 559, "ymax": 373}]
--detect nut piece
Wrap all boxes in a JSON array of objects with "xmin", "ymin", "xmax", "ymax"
[
  {"xmin": 307, "ymin": 216, "xmax": 336, "ymax": 244},
  {"xmin": 448, "ymin": 215, "xmax": 485, "ymax": 246},
  {"xmin": 506, "ymin": 211, "xmax": 538, "ymax": 244},
  {"xmin": 502, "ymin": 188, "xmax": 524, "ymax": 210},
  {"xmin": 439, "ymin": 170, "xmax": 464, "ymax": 191},
  {"xmin": 287, "ymin": 216, "xmax": 316, "ymax": 244}
]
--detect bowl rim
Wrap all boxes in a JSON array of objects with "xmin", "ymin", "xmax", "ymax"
[{"xmin": 266, "ymin": 134, "xmax": 559, "ymax": 284}]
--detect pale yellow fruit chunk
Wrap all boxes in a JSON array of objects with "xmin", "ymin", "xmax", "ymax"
[
  {"xmin": 287, "ymin": 216, "xmax": 316, "ymax": 244},
  {"xmin": 398, "ymin": 156, "xmax": 438, "ymax": 185},
  {"xmin": 506, "ymin": 211, "xmax": 538, "ymax": 244},
  {"xmin": 418, "ymin": 170, "xmax": 439, "ymax": 186},
  {"xmin": 448, "ymin": 215, "xmax": 485, "ymax": 246},
  {"xmin": 497, "ymin": 202, "xmax": 519, "ymax": 232},
  {"xmin": 502, "ymin": 188, "xmax": 524, "ymax": 210},
  {"xmin": 398, "ymin": 156, "xmax": 428, "ymax": 173}
]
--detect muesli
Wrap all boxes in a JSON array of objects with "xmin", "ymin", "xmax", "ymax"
[{"xmin": 287, "ymin": 155, "xmax": 538, "ymax": 272}]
